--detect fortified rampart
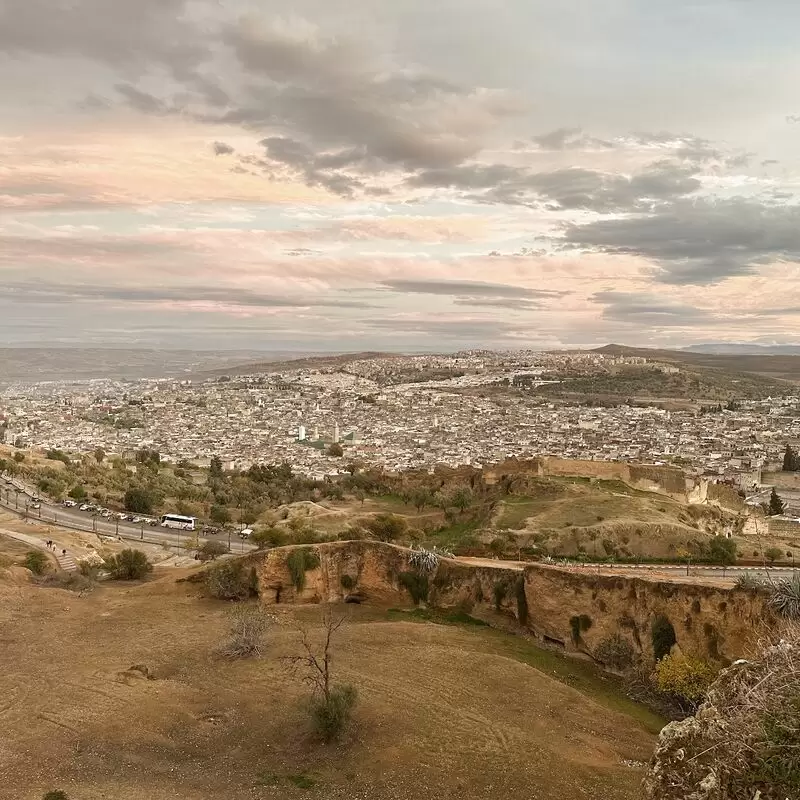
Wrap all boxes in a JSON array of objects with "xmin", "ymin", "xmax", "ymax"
[{"xmin": 248, "ymin": 541, "xmax": 772, "ymax": 667}]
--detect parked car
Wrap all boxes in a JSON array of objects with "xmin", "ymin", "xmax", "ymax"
[
  {"xmin": 31, "ymin": 502, "xmax": 41, "ymax": 509},
  {"xmin": 79, "ymin": 503, "xmax": 90, "ymax": 511},
  {"xmin": 63, "ymin": 499, "xmax": 77, "ymax": 507}
]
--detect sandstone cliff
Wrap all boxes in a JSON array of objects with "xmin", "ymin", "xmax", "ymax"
[{"xmin": 246, "ymin": 541, "xmax": 771, "ymax": 666}]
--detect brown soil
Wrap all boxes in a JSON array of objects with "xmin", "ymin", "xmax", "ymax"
[{"xmin": 0, "ymin": 568, "xmax": 655, "ymax": 800}]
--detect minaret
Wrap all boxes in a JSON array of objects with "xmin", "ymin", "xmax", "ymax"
[{"xmin": 333, "ymin": 422, "xmax": 340, "ymax": 443}]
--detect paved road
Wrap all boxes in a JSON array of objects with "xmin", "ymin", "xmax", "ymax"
[
  {"xmin": 456, "ymin": 557, "xmax": 800, "ymax": 581},
  {"xmin": 0, "ymin": 476, "xmax": 255, "ymax": 554}
]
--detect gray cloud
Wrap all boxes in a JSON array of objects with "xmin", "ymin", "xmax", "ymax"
[
  {"xmin": 409, "ymin": 160, "xmax": 701, "ymax": 212},
  {"xmin": 565, "ymin": 199, "xmax": 800, "ymax": 284},
  {"xmin": 530, "ymin": 127, "xmax": 613, "ymax": 151},
  {"xmin": 2, "ymin": 281, "xmax": 376, "ymax": 310},
  {"xmin": 212, "ymin": 141, "xmax": 235, "ymax": 156},
  {"xmin": 0, "ymin": 0, "xmax": 204, "ymax": 77},
  {"xmin": 381, "ymin": 279, "xmax": 559, "ymax": 298},
  {"xmin": 592, "ymin": 291, "xmax": 718, "ymax": 327},
  {"xmin": 363, "ymin": 316, "xmax": 524, "ymax": 341}
]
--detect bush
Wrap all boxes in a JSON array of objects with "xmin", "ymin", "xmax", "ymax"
[
  {"xmin": 735, "ymin": 573, "xmax": 767, "ymax": 591},
  {"xmin": 569, "ymin": 614, "xmax": 593, "ymax": 644},
  {"xmin": 205, "ymin": 560, "xmax": 258, "ymax": 601},
  {"xmin": 43, "ymin": 792, "xmax": 69, "ymax": 800},
  {"xmin": 765, "ymin": 546, "xmax": 784, "ymax": 564},
  {"xmin": 198, "ymin": 540, "xmax": 229, "ymax": 561},
  {"xmin": 124, "ymin": 487, "xmax": 155, "ymax": 515},
  {"xmin": 398, "ymin": 570, "xmax": 429, "ymax": 605},
  {"xmin": 594, "ymin": 634, "xmax": 636, "ymax": 671},
  {"xmin": 35, "ymin": 572, "xmax": 95, "ymax": 593},
  {"xmin": 310, "ymin": 684, "xmax": 357, "ymax": 743},
  {"xmin": 654, "ymin": 654, "xmax": 718, "ymax": 709},
  {"xmin": 103, "ymin": 549, "xmax": 152, "ymax": 580},
  {"xmin": 651, "ymin": 614, "xmax": 677, "ymax": 660},
  {"xmin": 707, "ymin": 536, "xmax": 737, "ymax": 566},
  {"xmin": 250, "ymin": 527, "xmax": 287, "ymax": 549},
  {"xmin": 286, "ymin": 548, "xmax": 320, "ymax": 592},
  {"xmin": 362, "ymin": 513, "xmax": 407, "ymax": 542},
  {"xmin": 340, "ymin": 574, "xmax": 356, "ymax": 591},
  {"xmin": 492, "ymin": 580, "xmax": 508, "ymax": 611},
  {"xmin": 68, "ymin": 484, "xmax": 87, "ymax": 500},
  {"xmin": 643, "ymin": 627, "xmax": 800, "ymax": 800},
  {"xmin": 514, "ymin": 576, "xmax": 528, "ymax": 625},
  {"xmin": 23, "ymin": 550, "xmax": 50, "ymax": 575},
  {"xmin": 770, "ymin": 573, "xmax": 800, "ymax": 619},
  {"xmin": 217, "ymin": 606, "xmax": 271, "ymax": 659}
]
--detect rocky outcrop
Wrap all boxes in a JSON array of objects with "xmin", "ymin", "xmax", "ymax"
[
  {"xmin": 247, "ymin": 541, "xmax": 772, "ymax": 666},
  {"xmin": 644, "ymin": 628, "xmax": 800, "ymax": 800}
]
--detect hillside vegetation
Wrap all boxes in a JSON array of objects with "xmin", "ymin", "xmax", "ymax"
[{"xmin": 2, "ymin": 444, "xmax": 772, "ymax": 563}]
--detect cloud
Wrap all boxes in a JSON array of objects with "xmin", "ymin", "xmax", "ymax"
[
  {"xmin": 565, "ymin": 199, "xmax": 800, "ymax": 284},
  {"xmin": 409, "ymin": 160, "xmax": 702, "ymax": 211},
  {"xmin": 592, "ymin": 291, "xmax": 718, "ymax": 327},
  {"xmin": 382, "ymin": 278, "xmax": 557, "ymax": 298},
  {"xmin": 212, "ymin": 141, "xmax": 235, "ymax": 156},
  {"xmin": 530, "ymin": 127, "xmax": 613, "ymax": 151},
  {"xmin": 2, "ymin": 280, "xmax": 376, "ymax": 310}
]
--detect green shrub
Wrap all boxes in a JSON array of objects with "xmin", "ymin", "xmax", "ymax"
[
  {"xmin": 103, "ymin": 549, "xmax": 152, "ymax": 580},
  {"xmin": 654, "ymin": 654, "xmax": 718, "ymax": 708},
  {"xmin": 398, "ymin": 570, "xmax": 429, "ymax": 605},
  {"xmin": 250, "ymin": 527, "xmax": 287, "ymax": 549},
  {"xmin": 340, "ymin": 574, "xmax": 356, "ymax": 591},
  {"xmin": 286, "ymin": 548, "xmax": 320, "ymax": 592},
  {"xmin": 515, "ymin": 576, "xmax": 528, "ymax": 625},
  {"xmin": 310, "ymin": 684, "xmax": 357, "ymax": 743},
  {"xmin": 43, "ymin": 792, "xmax": 69, "ymax": 800},
  {"xmin": 123, "ymin": 487, "xmax": 155, "ymax": 515},
  {"xmin": 23, "ymin": 550, "xmax": 50, "ymax": 575},
  {"xmin": 492, "ymin": 580, "xmax": 508, "ymax": 611},
  {"xmin": 735, "ymin": 573, "xmax": 767, "ymax": 591},
  {"xmin": 205, "ymin": 560, "xmax": 258, "ymax": 601},
  {"xmin": 197, "ymin": 540, "xmax": 229, "ymax": 561},
  {"xmin": 594, "ymin": 634, "xmax": 636, "ymax": 671},
  {"xmin": 652, "ymin": 614, "xmax": 677, "ymax": 660},
  {"xmin": 569, "ymin": 614, "xmax": 593, "ymax": 644}
]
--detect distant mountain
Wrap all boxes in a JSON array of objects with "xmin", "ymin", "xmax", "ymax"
[
  {"xmin": 0, "ymin": 348, "xmax": 300, "ymax": 384},
  {"xmin": 593, "ymin": 344, "xmax": 800, "ymax": 384},
  {"xmin": 197, "ymin": 351, "xmax": 401, "ymax": 378},
  {"xmin": 682, "ymin": 343, "xmax": 800, "ymax": 355}
]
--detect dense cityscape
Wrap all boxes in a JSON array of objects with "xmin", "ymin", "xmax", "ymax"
[{"xmin": 2, "ymin": 350, "xmax": 799, "ymax": 494}]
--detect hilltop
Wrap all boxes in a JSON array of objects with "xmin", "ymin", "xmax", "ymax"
[{"xmin": 595, "ymin": 344, "xmax": 800, "ymax": 384}]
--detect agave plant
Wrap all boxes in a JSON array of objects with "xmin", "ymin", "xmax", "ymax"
[
  {"xmin": 770, "ymin": 573, "xmax": 800, "ymax": 619},
  {"xmin": 408, "ymin": 546, "xmax": 452, "ymax": 573},
  {"xmin": 735, "ymin": 573, "xmax": 767, "ymax": 591}
]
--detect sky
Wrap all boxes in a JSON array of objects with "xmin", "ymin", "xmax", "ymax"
[{"xmin": 1, "ymin": 0, "xmax": 800, "ymax": 352}]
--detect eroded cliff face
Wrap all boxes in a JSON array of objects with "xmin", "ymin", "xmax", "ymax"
[{"xmin": 249, "ymin": 541, "xmax": 771, "ymax": 665}]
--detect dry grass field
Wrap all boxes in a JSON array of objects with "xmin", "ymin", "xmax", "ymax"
[{"xmin": 0, "ymin": 564, "xmax": 658, "ymax": 800}]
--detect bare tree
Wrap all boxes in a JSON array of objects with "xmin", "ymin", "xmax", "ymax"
[
  {"xmin": 283, "ymin": 605, "xmax": 357, "ymax": 742},
  {"xmin": 218, "ymin": 606, "xmax": 272, "ymax": 659}
]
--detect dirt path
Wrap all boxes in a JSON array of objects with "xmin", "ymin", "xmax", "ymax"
[{"xmin": 0, "ymin": 526, "xmax": 77, "ymax": 571}]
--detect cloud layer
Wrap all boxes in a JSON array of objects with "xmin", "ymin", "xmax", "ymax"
[{"xmin": 1, "ymin": 0, "xmax": 799, "ymax": 349}]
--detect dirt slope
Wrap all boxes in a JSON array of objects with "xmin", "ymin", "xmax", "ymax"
[{"xmin": 0, "ymin": 570, "xmax": 655, "ymax": 800}]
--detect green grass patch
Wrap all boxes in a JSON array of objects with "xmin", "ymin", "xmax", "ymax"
[
  {"xmin": 386, "ymin": 607, "xmax": 489, "ymax": 627},
  {"xmin": 382, "ymin": 608, "xmax": 665, "ymax": 735},
  {"xmin": 256, "ymin": 772, "xmax": 318, "ymax": 790}
]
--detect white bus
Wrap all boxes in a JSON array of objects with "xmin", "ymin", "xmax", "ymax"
[{"xmin": 160, "ymin": 513, "xmax": 196, "ymax": 531}]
